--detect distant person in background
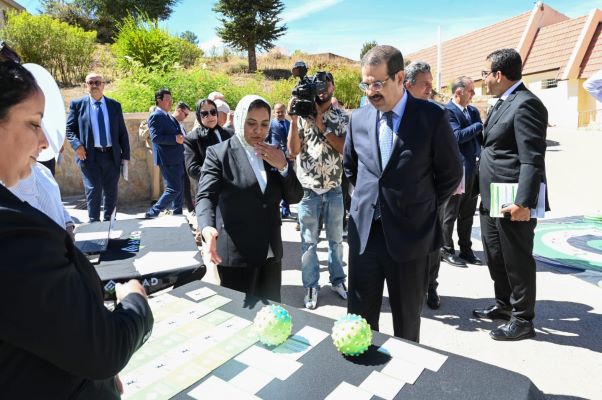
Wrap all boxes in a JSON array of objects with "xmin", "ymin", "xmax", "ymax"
[
  {"xmin": 0, "ymin": 58, "xmax": 153, "ymax": 399},
  {"xmin": 208, "ymin": 91, "xmax": 225, "ymax": 101},
  {"xmin": 404, "ymin": 61, "xmax": 434, "ymax": 100},
  {"xmin": 145, "ymin": 88, "xmax": 185, "ymax": 218},
  {"xmin": 172, "ymin": 101, "xmax": 195, "ymax": 214},
  {"xmin": 66, "ymin": 72, "xmax": 130, "ymax": 223},
  {"xmin": 139, "ymin": 105, "xmax": 162, "ymax": 203},
  {"xmin": 214, "ymin": 99, "xmax": 233, "ymax": 128},
  {"xmin": 269, "ymin": 102, "xmax": 291, "ymax": 219},
  {"xmin": 403, "ymin": 60, "xmax": 450, "ymax": 311},
  {"xmin": 184, "ymin": 98, "xmax": 232, "ymax": 183},
  {"xmin": 197, "ymin": 95, "xmax": 303, "ymax": 301},
  {"xmin": 583, "ymin": 68, "xmax": 602, "ymax": 101}
]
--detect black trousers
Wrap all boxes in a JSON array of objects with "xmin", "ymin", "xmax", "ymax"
[
  {"xmin": 440, "ymin": 173, "xmax": 478, "ymax": 254},
  {"xmin": 217, "ymin": 258, "xmax": 282, "ymax": 302},
  {"xmin": 480, "ymin": 211, "xmax": 537, "ymax": 321},
  {"xmin": 347, "ymin": 219, "xmax": 429, "ymax": 342}
]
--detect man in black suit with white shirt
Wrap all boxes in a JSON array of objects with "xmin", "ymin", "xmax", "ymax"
[{"xmin": 474, "ymin": 48, "xmax": 549, "ymax": 341}]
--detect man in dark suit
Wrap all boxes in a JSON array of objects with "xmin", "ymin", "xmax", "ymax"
[
  {"xmin": 343, "ymin": 45, "xmax": 462, "ymax": 342},
  {"xmin": 66, "ymin": 73, "xmax": 130, "ymax": 222},
  {"xmin": 440, "ymin": 76, "xmax": 482, "ymax": 267},
  {"xmin": 268, "ymin": 103, "xmax": 291, "ymax": 218},
  {"xmin": 145, "ymin": 88, "xmax": 186, "ymax": 218},
  {"xmin": 474, "ymin": 48, "xmax": 549, "ymax": 341}
]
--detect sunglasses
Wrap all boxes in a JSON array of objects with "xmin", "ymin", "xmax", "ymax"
[
  {"xmin": 86, "ymin": 80, "xmax": 103, "ymax": 86},
  {"xmin": 200, "ymin": 109, "xmax": 218, "ymax": 118}
]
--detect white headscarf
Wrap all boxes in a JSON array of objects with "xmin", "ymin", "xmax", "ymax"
[{"xmin": 233, "ymin": 94, "xmax": 271, "ymax": 148}]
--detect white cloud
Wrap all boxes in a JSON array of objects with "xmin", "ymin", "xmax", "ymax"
[
  {"xmin": 281, "ymin": 0, "xmax": 344, "ymax": 23},
  {"xmin": 199, "ymin": 35, "xmax": 224, "ymax": 54}
]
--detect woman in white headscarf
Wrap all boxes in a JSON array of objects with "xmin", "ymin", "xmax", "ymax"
[{"xmin": 196, "ymin": 95, "xmax": 303, "ymax": 301}]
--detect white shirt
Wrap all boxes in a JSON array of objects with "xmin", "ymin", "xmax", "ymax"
[
  {"xmin": 9, "ymin": 163, "xmax": 73, "ymax": 229},
  {"xmin": 88, "ymin": 96, "xmax": 112, "ymax": 147},
  {"xmin": 500, "ymin": 80, "xmax": 523, "ymax": 101}
]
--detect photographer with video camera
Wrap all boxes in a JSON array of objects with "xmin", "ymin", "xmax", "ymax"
[{"xmin": 287, "ymin": 63, "xmax": 349, "ymax": 310}]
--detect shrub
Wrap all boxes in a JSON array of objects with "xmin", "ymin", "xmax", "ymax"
[
  {"xmin": 1, "ymin": 11, "xmax": 96, "ymax": 85},
  {"xmin": 111, "ymin": 15, "xmax": 178, "ymax": 72},
  {"xmin": 172, "ymin": 37, "xmax": 203, "ymax": 68}
]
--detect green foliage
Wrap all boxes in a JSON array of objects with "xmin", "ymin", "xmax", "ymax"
[
  {"xmin": 179, "ymin": 30, "xmax": 198, "ymax": 45},
  {"xmin": 330, "ymin": 66, "xmax": 363, "ymax": 109},
  {"xmin": 112, "ymin": 15, "xmax": 201, "ymax": 71},
  {"xmin": 213, "ymin": 0, "xmax": 287, "ymax": 72},
  {"xmin": 40, "ymin": 0, "xmax": 180, "ymax": 43},
  {"xmin": 1, "ymin": 11, "xmax": 96, "ymax": 85},
  {"xmin": 360, "ymin": 41, "xmax": 377, "ymax": 61}
]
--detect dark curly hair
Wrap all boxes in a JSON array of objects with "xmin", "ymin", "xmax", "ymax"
[{"xmin": 0, "ymin": 60, "xmax": 40, "ymax": 122}]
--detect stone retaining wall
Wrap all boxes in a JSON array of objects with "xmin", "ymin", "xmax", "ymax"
[{"xmin": 55, "ymin": 112, "xmax": 196, "ymax": 203}]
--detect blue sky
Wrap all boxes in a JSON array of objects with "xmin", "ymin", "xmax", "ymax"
[{"xmin": 21, "ymin": 0, "xmax": 600, "ymax": 60}]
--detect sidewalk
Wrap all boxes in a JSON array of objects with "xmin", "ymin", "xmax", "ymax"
[{"xmin": 66, "ymin": 127, "xmax": 601, "ymax": 399}]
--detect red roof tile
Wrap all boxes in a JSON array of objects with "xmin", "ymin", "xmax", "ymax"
[{"xmin": 579, "ymin": 22, "xmax": 602, "ymax": 79}]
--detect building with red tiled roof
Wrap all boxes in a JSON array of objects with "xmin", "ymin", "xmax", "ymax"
[{"xmin": 406, "ymin": 2, "xmax": 602, "ymax": 128}]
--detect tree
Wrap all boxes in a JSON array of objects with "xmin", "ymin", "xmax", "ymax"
[
  {"xmin": 40, "ymin": 0, "xmax": 181, "ymax": 43},
  {"xmin": 360, "ymin": 41, "xmax": 377, "ymax": 60},
  {"xmin": 213, "ymin": 0, "xmax": 287, "ymax": 73},
  {"xmin": 180, "ymin": 30, "xmax": 198, "ymax": 45}
]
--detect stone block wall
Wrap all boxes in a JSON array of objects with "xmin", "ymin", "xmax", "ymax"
[{"xmin": 55, "ymin": 112, "xmax": 196, "ymax": 203}]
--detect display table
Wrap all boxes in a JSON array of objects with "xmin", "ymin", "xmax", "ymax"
[
  {"xmin": 134, "ymin": 281, "xmax": 544, "ymax": 400},
  {"xmin": 76, "ymin": 215, "xmax": 204, "ymax": 299}
]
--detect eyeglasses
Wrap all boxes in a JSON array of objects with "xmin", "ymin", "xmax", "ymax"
[
  {"xmin": 86, "ymin": 80, "xmax": 103, "ymax": 86},
  {"xmin": 200, "ymin": 109, "xmax": 218, "ymax": 118},
  {"xmin": 358, "ymin": 77, "xmax": 390, "ymax": 92},
  {"xmin": 481, "ymin": 70, "xmax": 494, "ymax": 79}
]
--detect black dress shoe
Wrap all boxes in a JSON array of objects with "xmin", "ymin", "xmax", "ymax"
[
  {"xmin": 426, "ymin": 287, "xmax": 440, "ymax": 309},
  {"xmin": 459, "ymin": 251, "xmax": 482, "ymax": 265},
  {"xmin": 473, "ymin": 305, "xmax": 512, "ymax": 321},
  {"xmin": 490, "ymin": 320, "xmax": 535, "ymax": 341},
  {"xmin": 440, "ymin": 252, "xmax": 467, "ymax": 267}
]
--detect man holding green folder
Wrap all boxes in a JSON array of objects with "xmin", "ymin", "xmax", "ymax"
[{"xmin": 474, "ymin": 49, "xmax": 549, "ymax": 341}]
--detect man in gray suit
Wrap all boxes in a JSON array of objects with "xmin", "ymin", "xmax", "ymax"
[{"xmin": 343, "ymin": 45, "xmax": 462, "ymax": 342}]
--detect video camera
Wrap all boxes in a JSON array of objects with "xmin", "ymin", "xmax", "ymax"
[{"xmin": 289, "ymin": 61, "xmax": 329, "ymax": 117}]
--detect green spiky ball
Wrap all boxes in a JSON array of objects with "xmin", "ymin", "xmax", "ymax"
[
  {"xmin": 331, "ymin": 314, "xmax": 372, "ymax": 356},
  {"xmin": 253, "ymin": 305, "xmax": 293, "ymax": 346}
]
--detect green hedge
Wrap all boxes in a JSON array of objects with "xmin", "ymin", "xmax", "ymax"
[
  {"xmin": 1, "ymin": 11, "xmax": 96, "ymax": 85},
  {"xmin": 109, "ymin": 64, "xmax": 363, "ymax": 113}
]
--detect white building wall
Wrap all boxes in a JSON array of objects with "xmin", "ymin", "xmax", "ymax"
[{"xmin": 525, "ymin": 71, "xmax": 579, "ymax": 128}]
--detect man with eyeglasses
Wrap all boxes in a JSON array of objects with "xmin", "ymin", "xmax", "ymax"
[
  {"xmin": 474, "ymin": 49, "xmax": 549, "ymax": 341},
  {"xmin": 343, "ymin": 45, "xmax": 462, "ymax": 342},
  {"xmin": 66, "ymin": 73, "xmax": 130, "ymax": 223},
  {"xmin": 288, "ymin": 71, "xmax": 349, "ymax": 310},
  {"xmin": 145, "ymin": 89, "xmax": 186, "ymax": 218}
]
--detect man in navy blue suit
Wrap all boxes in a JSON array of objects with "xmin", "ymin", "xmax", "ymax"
[
  {"xmin": 269, "ymin": 103, "xmax": 291, "ymax": 218},
  {"xmin": 145, "ymin": 89, "xmax": 185, "ymax": 218},
  {"xmin": 66, "ymin": 73, "xmax": 130, "ymax": 222},
  {"xmin": 344, "ymin": 45, "xmax": 462, "ymax": 342},
  {"xmin": 440, "ymin": 76, "xmax": 483, "ymax": 267}
]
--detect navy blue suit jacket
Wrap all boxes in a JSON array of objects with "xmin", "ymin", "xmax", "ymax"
[
  {"xmin": 66, "ymin": 96, "xmax": 130, "ymax": 166},
  {"xmin": 343, "ymin": 94, "xmax": 463, "ymax": 262},
  {"xmin": 445, "ymin": 101, "xmax": 482, "ymax": 177},
  {"xmin": 148, "ymin": 109, "xmax": 184, "ymax": 166},
  {"xmin": 268, "ymin": 118, "xmax": 290, "ymax": 154}
]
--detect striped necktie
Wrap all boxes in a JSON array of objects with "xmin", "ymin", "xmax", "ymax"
[{"xmin": 95, "ymin": 101, "xmax": 108, "ymax": 147}]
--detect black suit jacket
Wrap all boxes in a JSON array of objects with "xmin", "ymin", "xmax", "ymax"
[
  {"xmin": 0, "ymin": 185, "xmax": 153, "ymax": 399},
  {"xmin": 343, "ymin": 94, "xmax": 463, "ymax": 262},
  {"xmin": 184, "ymin": 125, "xmax": 232, "ymax": 181},
  {"xmin": 66, "ymin": 95, "xmax": 130, "ymax": 167},
  {"xmin": 479, "ymin": 83, "xmax": 549, "ymax": 212},
  {"xmin": 148, "ymin": 109, "xmax": 184, "ymax": 166},
  {"xmin": 196, "ymin": 137, "xmax": 303, "ymax": 267},
  {"xmin": 445, "ymin": 101, "xmax": 483, "ymax": 178}
]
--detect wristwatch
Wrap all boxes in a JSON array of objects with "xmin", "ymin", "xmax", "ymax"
[{"xmin": 278, "ymin": 164, "xmax": 289, "ymax": 174}]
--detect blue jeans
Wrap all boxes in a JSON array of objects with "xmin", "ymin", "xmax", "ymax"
[
  {"xmin": 299, "ymin": 187, "xmax": 346, "ymax": 289},
  {"xmin": 151, "ymin": 163, "xmax": 183, "ymax": 214}
]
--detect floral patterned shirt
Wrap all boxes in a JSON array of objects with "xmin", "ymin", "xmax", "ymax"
[{"xmin": 296, "ymin": 106, "xmax": 349, "ymax": 191}]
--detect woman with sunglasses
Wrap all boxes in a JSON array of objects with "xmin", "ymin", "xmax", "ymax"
[
  {"xmin": 0, "ymin": 60, "xmax": 153, "ymax": 398},
  {"xmin": 184, "ymin": 98, "xmax": 232, "ymax": 182}
]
